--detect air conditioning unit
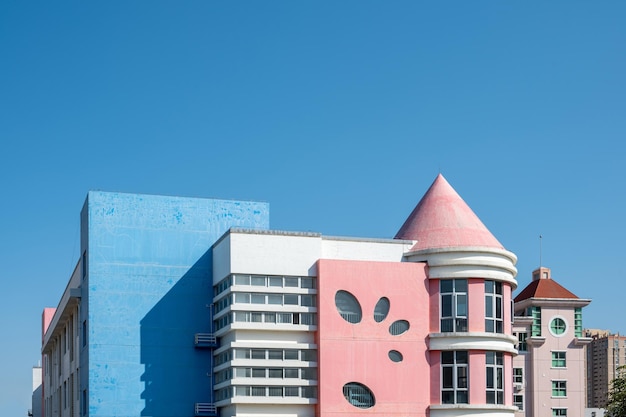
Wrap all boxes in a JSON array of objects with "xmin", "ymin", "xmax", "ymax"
[{"xmin": 514, "ymin": 382, "xmax": 523, "ymax": 391}]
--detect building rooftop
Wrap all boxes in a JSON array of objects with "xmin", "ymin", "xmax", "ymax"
[
  {"xmin": 514, "ymin": 267, "xmax": 580, "ymax": 302},
  {"xmin": 394, "ymin": 174, "xmax": 504, "ymax": 251}
]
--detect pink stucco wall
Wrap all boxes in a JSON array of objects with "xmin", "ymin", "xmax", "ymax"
[
  {"xmin": 42, "ymin": 307, "xmax": 56, "ymax": 342},
  {"xmin": 317, "ymin": 259, "xmax": 430, "ymax": 416}
]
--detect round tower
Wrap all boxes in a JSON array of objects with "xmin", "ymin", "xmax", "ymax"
[{"xmin": 397, "ymin": 174, "xmax": 518, "ymax": 417}]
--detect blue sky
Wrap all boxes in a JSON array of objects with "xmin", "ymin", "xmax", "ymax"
[{"xmin": 1, "ymin": 1, "xmax": 625, "ymax": 415}]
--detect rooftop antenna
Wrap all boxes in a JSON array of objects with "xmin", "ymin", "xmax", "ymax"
[{"xmin": 539, "ymin": 234, "xmax": 543, "ymax": 267}]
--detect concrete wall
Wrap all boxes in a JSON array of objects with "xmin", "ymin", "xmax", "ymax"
[{"xmin": 81, "ymin": 191, "xmax": 269, "ymax": 417}]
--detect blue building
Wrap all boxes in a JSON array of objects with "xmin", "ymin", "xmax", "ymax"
[{"xmin": 41, "ymin": 191, "xmax": 269, "ymax": 417}]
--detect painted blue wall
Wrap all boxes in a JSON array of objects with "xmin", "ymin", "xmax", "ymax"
[{"xmin": 80, "ymin": 192, "xmax": 269, "ymax": 417}]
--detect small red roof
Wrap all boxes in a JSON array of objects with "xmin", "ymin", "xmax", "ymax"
[
  {"xmin": 514, "ymin": 278, "xmax": 579, "ymax": 302},
  {"xmin": 395, "ymin": 174, "xmax": 504, "ymax": 251}
]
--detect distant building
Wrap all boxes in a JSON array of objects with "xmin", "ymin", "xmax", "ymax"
[
  {"xmin": 42, "ymin": 175, "xmax": 524, "ymax": 417},
  {"xmin": 585, "ymin": 329, "xmax": 626, "ymax": 408},
  {"xmin": 30, "ymin": 365, "xmax": 42, "ymax": 417},
  {"xmin": 513, "ymin": 266, "xmax": 592, "ymax": 417}
]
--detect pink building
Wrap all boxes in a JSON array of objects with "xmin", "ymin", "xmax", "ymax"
[
  {"xmin": 211, "ymin": 174, "xmax": 520, "ymax": 416},
  {"xmin": 513, "ymin": 267, "xmax": 591, "ymax": 417}
]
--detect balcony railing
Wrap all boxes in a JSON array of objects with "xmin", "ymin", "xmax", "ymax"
[
  {"xmin": 195, "ymin": 403, "xmax": 217, "ymax": 416},
  {"xmin": 194, "ymin": 333, "xmax": 217, "ymax": 348}
]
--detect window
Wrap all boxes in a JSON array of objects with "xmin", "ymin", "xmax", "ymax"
[
  {"xmin": 374, "ymin": 297, "xmax": 390, "ymax": 322},
  {"xmin": 574, "ymin": 308, "xmax": 583, "ymax": 337},
  {"xmin": 516, "ymin": 332, "xmax": 528, "ymax": 352},
  {"xmin": 486, "ymin": 351, "xmax": 504, "ymax": 404},
  {"xmin": 82, "ymin": 320, "xmax": 87, "ymax": 347},
  {"xmin": 552, "ymin": 351, "xmax": 566, "ymax": 368},
  {"xmin": 550, "ymin": 317, "xmax": 567, "ymax": 336},
  {"xmin": 440, "ymin": 279, "xmax": 468, "ymax": 332},
  {"xmin": 81, "ymin": 389, "xmax": 87, "ymax": 416},
  {"xmin": 530, "ymin": 306, "xmax": 541, "ymax": 336},
  {"xmin": 335, "ymin": 290, "xmax": 362, "ymax": 324},
  {"xmin": 514, "ymin": 394, "xmax": 524, "ymax": 410},
  {"xmin": 513, "ymin": 368, "xmax": 523, "ymax": 385},
  {"xmin": 485, "ymin": 281, "xmax": 503, "ymax": 333},
  {"xmin": 441, "ymin": 351, "xmax": 468, "ymax": 404},
  {"xmin": 389, "ymin": 320, "xmax": 410, "ymax": 336},
  {"xmin": 343, "ymin": 382, "xmax": 375, "ymax": 409},
  {"xmin": 81, "ymin": 251, "xmax": 87, "ymax": 280},
  {"xmin": 552, "ymin": 380, "xmax": 567, "ymax": 397},
  {"xmin": 552, "ymin": 409, "xmax": 567, "ymax": 416}
]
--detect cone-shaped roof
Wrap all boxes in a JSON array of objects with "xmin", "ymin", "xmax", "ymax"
[{"xmin": 395, "ymin": 174, "xmax": 504, "ymax": 251}]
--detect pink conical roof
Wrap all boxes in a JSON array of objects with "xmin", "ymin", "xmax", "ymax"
[{"xmin": 395, "ymin": 174, "xmax": 504, "ymax": 251}]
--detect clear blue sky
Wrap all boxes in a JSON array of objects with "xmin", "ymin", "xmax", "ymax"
[{"xmin": 1, "ymin": 1, "xmax": 625, "ymax": 415}]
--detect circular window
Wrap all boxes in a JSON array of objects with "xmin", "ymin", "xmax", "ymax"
[
  {"xmin": 550, "ymin": 317, "xmax": 567, "ymax": 336},
  {"xmin": 388, "ymin": 350, "xmax": 403, "ymax": 362},
  {"xmin": 374, "ymin": 297, "xmax": 390, "ymax": 322},
  {"xmin": 342, "ymin": 382, "xmax": 375, "ymax": 409},
  {"xmin": 389, "ymin": 320, "xmax": 410, "ymax": 336},
  {"xmin": 335, "ymin": 290, "xmax": 362, "ymax": 324}
]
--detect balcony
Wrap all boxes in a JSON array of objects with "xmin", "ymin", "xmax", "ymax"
[
  {"xmin": 195, "ymin": 403, "xmax": 217, "ymax": 416},
  {"xmin": 194, "ymin": 333, "xmax": 218, "ymax": 348}
]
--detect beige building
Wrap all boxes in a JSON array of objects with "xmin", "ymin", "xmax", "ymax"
[{"xmin": 585, "ymin": 329, "xmax": 626, "ymax": 408}]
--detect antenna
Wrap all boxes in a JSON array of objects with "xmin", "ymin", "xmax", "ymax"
[{"xmin": 539, "ymin": 234, "xmax": 542, "ymax": 267}]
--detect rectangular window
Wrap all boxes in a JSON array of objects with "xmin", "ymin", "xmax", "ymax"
[
  {"xmin": 574, "ymin": 308, "xmax": 583, "ymax": 337},
  {"xmin": 552, "ymin": 409, "xmax": 567, "ymax": 416},
  {"xmin": 531, "ymin": 306, "xmax": 542, "ymax": 336},
  {"xmin": 284, "ymin": 277, "xmax": 299, "ymax": 287},
  {"xmin": 267, "ymin": 350, "xmax": 283, "ymax": 360},
  {"xmin": 552, "ymin": 351, "xmax": 566, "ymax": 368},
  {"xmin": 234, "ymin": 275, "xmax": 251, "ymax": 285},
  {"xmin": 284, "ymin": 294, "xmax": 299, "ymax": 305},
  {"xmin": 251, "ymin": 349, "xmax": 265, "ymax": 360},
  {"xmin": 251, "ymin": 368, "xmax": 265, "ymax": 378},
  {"xmin": 251, "ymin": 293, "xmax": 265, "ymax": 304},
  {"xmin": 516, "ymin": 332, "xmax": 528, "ymax": 352},
  {"xmin": 552, "ymin": 380, "xmax": 567, "ymax": 397},
  {"xmin": 268, "ymin": 386, "xmax": 283, "ymax": 396},
  {"xmin": 284, "ymin": 349, "xmax": 298, "ymax": 360},
  {"xmin": 485, "ymin": 281, "xmax": 503, "ymax": 333},
  {"xmin": 269, "ymin": 276, "xmax": 283, "ymax": 287},
  {"xmin": 81, "ymin": 389, "xmax": 87, "ymax": 416},
  {"xmin": 284, "ymin": 368, "xmax": 299, "ymax": 378},
  {"xmin": 251, "ymin": 275, "xmax": 266, "ymax": 286},
  {"xmin": 514, "ymin": 394, "xmax": 524, "ymax": 410},
  {"xmin": 301, "ymin": 277, "xmax": 316, "ymax": 289},
  {"xmin": 82, "ymin": 320, "xmax": 87, "ymax": 347},
  {"xmin": 486, "ymin": 351, "xmax": 504, "ymax": 404},
  {"xmin": 440, "ymin": 279, "xmax": 468, "ymax": 332},
  {"xmin": 81, "ymin": 251, "xmax": 87, "ymax": 280},
  {"xmin": 284, "ymin": 386, "xmax": 299, "ymax": 397},
  {"xmin": 441, "ymin": 351, "xmax": 468, "ymax": 404},
  {"xmin": 513, "ymin": 368, "xmax": 523, "ymax": 384},
  {"xmin": 268, "ymin": 368, "xmax": 282, "ymax": 378}
]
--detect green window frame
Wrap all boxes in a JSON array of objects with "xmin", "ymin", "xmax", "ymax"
[
  {"xmin": 552, "ymin": 380, "xmax": 566, "ymax": 397},
  {"xmin": 574, "ymin": 308, "xmax": 583, "ymax": 337},
  {"xmin": 550, "ymin": 318, "xmax": 566, "ymax": 335},
  {"xmin": 552, "ymin": 351, "xmax": 566, "ymax": 368},
  {"xmin": 529, "ymin": 307, "xmax": 541, "ymax": 336}
]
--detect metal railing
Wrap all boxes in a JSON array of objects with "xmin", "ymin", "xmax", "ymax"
[{"xmin": 195, "ymin": 403, "xmax": 217, "ymax": 416}]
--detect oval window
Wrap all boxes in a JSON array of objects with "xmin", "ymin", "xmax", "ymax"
[
  {"xmin": 342, "ymin": 382, "xmax": 375, "ymax": 409},
  {"xmin": 389, "ymin": 320, "xmax": 410, "ymax": 335},
  {"xmin": 335, "ymin": 290, "xmax": 362, "ymax": 324},
  {"xmin": 388, "ymin": 350, "xmax": 403, "ymax": 362},
  {"xmin": 373, "ymin": 297, "xmax": 390, "ymax": 322}
]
